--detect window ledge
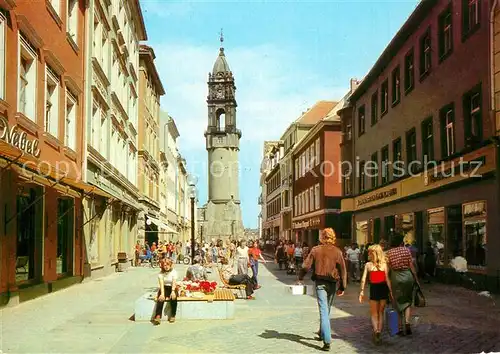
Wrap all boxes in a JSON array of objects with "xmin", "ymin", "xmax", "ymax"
[
  {"xmin": 15, "ymin": 112, "xmax": 39, "ymax": 136},
  {"xmin": 380, "ymin": 109, "xmax": 388, "ymax": 119},
  {"xmin": 462, "ymin": 25, "xmax": 480, "ymax": 43},
  {"xmin": 43, "ymin": 132, "xmax": 61, "ymax": 151},
  {"xmin": 391, "ymin": 98, "xmax": 400, "ymax": 108},
  {"xmin": 0, "ymin": 98, "xmax": 10, "ymax": 114},
  {"xmin": 45, "ymin": 0, "xmax": 62, "ymax": 29},
  {"xmin": 438, "ymin": 50, "xmax": 452, "ymax": 64},
  {"xmin": 404, "ymin": 85, "xmax": 414, "ymax": 96},
  {"xmin": 66, "ymin": 32, "xmax": 79, "ymax": 54},
  {"xmin": 419, "ymin": 69, "xmax": 431, "ymax": 83},
  {"xmin": 63, "ymin": 147, "xmax": 77, "ymax": 161}
]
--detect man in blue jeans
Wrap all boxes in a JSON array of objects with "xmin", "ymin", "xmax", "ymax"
[{"xmin": 297, "ymin": 228, "xmax": 347, "ymax": 351}]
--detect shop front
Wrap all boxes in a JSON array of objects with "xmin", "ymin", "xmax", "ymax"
[
  {"xmin": 0, "ymin": 132, "xmax": 101, "ymax": 306},
  {"xmin": 263, "ymin": 217, "xmax": 280, "ymax": 242},
  {"xmin": 341, "ymin": 144, "xmax": 498, "ymax": 290}
]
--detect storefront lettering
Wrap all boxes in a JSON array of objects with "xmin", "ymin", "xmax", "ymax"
[
  {"xmin": 293, "ymin": 217, "xmax": 321, "ymax": 229},
  {"xmin": 426, "ymin": 156, "xmax": 485, "ymax": 185},
  {"xmin": 0, "ymin": 117, "xmax": 41, "ymax": 157},
  {"xmin": 356, "ymin": 188, "xmax": 397, "ymax": 207}
]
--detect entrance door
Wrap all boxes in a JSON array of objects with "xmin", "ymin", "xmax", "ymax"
[
  {"xmin": 16, "ymin": 184, "xmax": 43, "ymax": 284},
  {"xmin": 57, "ymin": 198, "xmax": 74, "ymax": 276}
]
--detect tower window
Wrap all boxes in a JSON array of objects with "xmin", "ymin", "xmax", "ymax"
[{"xmin": 216, "ymin": 109, "xmax": 226, "ymax": 131}]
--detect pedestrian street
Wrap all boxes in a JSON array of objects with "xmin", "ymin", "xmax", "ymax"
[{"xmin": 1, "ymin": 261, "xmax": 499, "ymax": 354}]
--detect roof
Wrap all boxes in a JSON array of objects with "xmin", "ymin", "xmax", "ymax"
[
  {"xmin": 140, "ymin": 45, "xmax": 166, "ymax": 95},
  {"xmin": 212, "ymin": 47, "xmax": 231, "ymax": 75},
  {"xmin": 130, "ymin": 0, "xmax": 148, "ymax": 41},
  {"xmin": 350, "ymin": 0, "xmax": 437, "ymax": 101},
  {"xmin": 295, "ymin": 100, "xmax": 337, "ymax": 125}
]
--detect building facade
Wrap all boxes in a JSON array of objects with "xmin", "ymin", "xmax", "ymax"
[
  {"xmin": 259, "ymin": 141, "xmax": 280, "ymax": 242},
  {"xmin": 137, "ymin": 44, "xmax": 165, "ymax": 246},
  {"xmin": 83, "ymin": 0, "xmax": 146, "ymax": 278},
  {"xmin": 262, "ymin": 143, "xmax": 284, "ymax": 242},
  {"xmin": 203, "ymin": 41, "xmax": 244, "ymax": 240},
  {"xmin": 159, "ymin": 112, "xmax": 180, "ymax": 242},
  {"xmin": 340, "ymin": 0, "xmax": 497, "ymax": 288},
  {"xmin": 0, "ymin": 0, "xmax": 97, "ymax": 305},
  {"xmin": 292, "ymin": 102, "xmax": 346, "ymax": 247}
]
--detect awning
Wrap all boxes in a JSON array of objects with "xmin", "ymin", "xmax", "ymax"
[
  {"xmin": 146, "ymin": 216, "xmax": 161, "ymax": 227},
  {"xmin": 161, "ymin": 223, "xmax": 178, "ymax": 234},
  {"xmin": 0, "ymin": 140, "xmax": 113, "ymax": 199}
]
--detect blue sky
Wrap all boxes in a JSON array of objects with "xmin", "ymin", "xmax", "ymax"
[{"xmin": 141, "ymin": 0, "xmax": 419, "ymax": 228}]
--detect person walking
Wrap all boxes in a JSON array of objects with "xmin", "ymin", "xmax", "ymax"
[
  {"xmin": 346, "ymin": 243, "xmax": 361, "ymax": 282},
  {"xmin": 248, "ymin": 240, "xmax": 267, "ymax": 288},
  {"xmin": 275, "ymin": 241, "xmax": 287, "ymax": 270},
  {"xmin": 359, "ymin": 244, "xmax": 393, "ymax": 344},
  {"xmin": 297, "ymin": 228, "xmax": 347, "ymax": 352},
  {"xmin": 386, "ymin": 233, "xmax": 420, "ymax": 335},
  {"xmin": 235, "ymin": 240, "xmax": 250, "ymax": 275}
]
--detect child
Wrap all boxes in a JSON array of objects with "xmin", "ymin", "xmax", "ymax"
[{"xmin": 359, "ymin": 244, "xmax": 393, "ymax": 344}]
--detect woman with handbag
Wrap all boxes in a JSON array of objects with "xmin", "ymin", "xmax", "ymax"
[
  {"xmin": 386, "ymin": 233, "xmax": 420, "ymax": 335},
  {"xmin": 359, "ymin": 244, "xmax": 394, "ymax": 344}
]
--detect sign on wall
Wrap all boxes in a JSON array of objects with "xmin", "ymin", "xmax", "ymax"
[{"xmin": 0, "ymin": 117, "xmax": 41, "ymax": 157}]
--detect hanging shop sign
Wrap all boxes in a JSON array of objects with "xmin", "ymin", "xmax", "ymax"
[
  {"xmin": 292, "ymin": 216, "xmax": 321, "ymax": 230},
  {"xmin": 0, "ymin": 117, "xmax": 41, "ymax": 157}
]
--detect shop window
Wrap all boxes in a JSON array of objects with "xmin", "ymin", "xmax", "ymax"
[
  {"xmin": 57, "ymin": 198, "xmax": 74, "ymax": 275},
  {"xmin": 396, "ymin": 213, "xmax": 415, "ymax": 245},
  {"xmin": 384, "ymin": 215, "xmax": 395, "ymax": 241},
  {"xmin": 463, "ymin": 201, "xmax": 486, "ymax": 268},
  {"xmin": 15, "ymin": 185, "xmax": 42, "ymax": 283},
  {"xmin": 427, "ymin": 207, "xmax": 445, "ymax": 265},
  {"xmin": 446, "ymin": 205, "xmax": 463, "ymax": 263},
  {"xmin": 373, "ymin": 218, "xmax": 381, "ymax": 244},
  {"xmin": 356, "ymin": 220, "xmax": 368, "ymax": 245}
]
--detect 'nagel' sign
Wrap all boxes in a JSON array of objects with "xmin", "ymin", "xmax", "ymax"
[{"xmin": 0, "ymin": 117, "xmax": 41, "ymax": 157}]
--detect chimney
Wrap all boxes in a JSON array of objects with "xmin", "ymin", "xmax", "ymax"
[{"xmin": 350, "ymin": 78, "xmax": 360, "ymax": 92}]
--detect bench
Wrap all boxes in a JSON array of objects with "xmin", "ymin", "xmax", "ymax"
[
  {"xmin": 216, "ymin": 268, "xmax": 247, "ymax": 299},
  {"xmin": 134, "ymin": 288, "xmax": 235, "ymax": 322}
]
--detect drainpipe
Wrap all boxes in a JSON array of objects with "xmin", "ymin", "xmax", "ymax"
[{"xmin": 491, "ymin": 0, "xmax": 500, "ymax": 289}]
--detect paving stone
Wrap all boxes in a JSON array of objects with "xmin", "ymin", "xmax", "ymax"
[{"xmin": 1, "ymin": 263, "xmax": 500, "ymax": 353}]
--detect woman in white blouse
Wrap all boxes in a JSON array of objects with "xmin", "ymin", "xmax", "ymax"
[
  {"xmin": 235, "ymin": 240, "xmax": 250, "ymax": 275},
  {"xmin": 153, "ymin": 258, "xmax": 178, "ymax": 325}
]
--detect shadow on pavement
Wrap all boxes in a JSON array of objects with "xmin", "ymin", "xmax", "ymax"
[
  {"xmin": 261, "ymin": 254, "xmax": 500, "ymax": 353},
  {"xmin": 258, "ymin": 329, "xmax": 323, "ymax": 351}
]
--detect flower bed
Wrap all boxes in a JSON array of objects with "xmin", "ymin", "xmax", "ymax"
[{"xmin": 176, "ymin": 279, "xmax": 218, "ymax": 297}]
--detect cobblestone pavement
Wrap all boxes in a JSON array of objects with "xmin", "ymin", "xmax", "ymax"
[{"xmin": 1, "ymin": 259, "xmax": 500, "ymax": 353}]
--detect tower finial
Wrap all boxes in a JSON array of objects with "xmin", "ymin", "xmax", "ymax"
[{"xmin": 219, "ymin": 28, "xmax": 224, "ymax": 48}]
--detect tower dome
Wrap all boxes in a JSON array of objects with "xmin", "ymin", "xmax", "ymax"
[{"xmin": 212, "ymin": 47, "xmax": 230, "ymax": 75}]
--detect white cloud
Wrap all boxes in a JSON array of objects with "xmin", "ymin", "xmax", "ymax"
[{"xmin": 153, "ymin": 41, "xmax": 348, "ymax": 157}]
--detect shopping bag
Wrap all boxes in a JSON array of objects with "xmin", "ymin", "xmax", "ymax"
[
  {"xmin": 385, "ymin": 306, "xmax": 399, "ymax": 336},
  {"xmin": 413, "ymin": 284, "xmax": 426, "ymax": 307}
]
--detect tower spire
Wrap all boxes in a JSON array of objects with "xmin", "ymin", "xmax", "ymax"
[{"xmin": 219, "ymin": 28, "xmax": 224, "ymax": 50}]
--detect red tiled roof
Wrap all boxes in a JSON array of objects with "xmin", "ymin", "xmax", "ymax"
[{"xmin": 296, "ymin": 100, "xmax": 337, "ymax": 125}]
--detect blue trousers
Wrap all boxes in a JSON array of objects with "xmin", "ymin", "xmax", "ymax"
[
  {"xmin": 250, "ymin": 261, "xmax": 259, "ymax": 285},
  {"xmin": 316, "ymin": 282, "xmax": 336, "ymax": 345}
]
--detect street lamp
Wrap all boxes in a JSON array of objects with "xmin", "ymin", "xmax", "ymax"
[{"xmin": 187, "ymin": 175, "xmax": 198, "ymax": 262}]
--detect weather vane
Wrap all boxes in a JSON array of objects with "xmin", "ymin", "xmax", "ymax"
[{"xmin": 219, "ymin": 28, "xmax": 224, "ymax": 47}]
